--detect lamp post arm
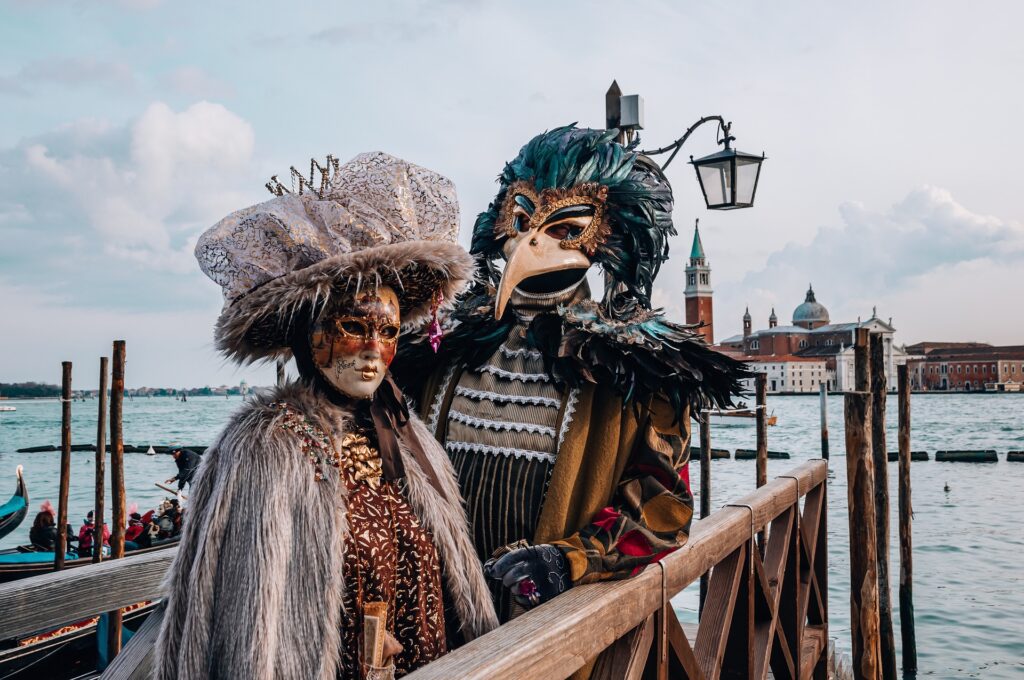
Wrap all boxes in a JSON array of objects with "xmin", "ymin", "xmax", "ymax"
[{"xmin": 639, "ymin": 115, "xmax": 734, "ymax": 171}]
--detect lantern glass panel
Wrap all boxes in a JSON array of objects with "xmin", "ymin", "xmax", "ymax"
[
  {"xmin": 697, "ymin": 160, "xmax": 732, "ymax": 207},
  {"xmin": 735, "ymin": 157, "xmax": 761, "ymax": 205}
]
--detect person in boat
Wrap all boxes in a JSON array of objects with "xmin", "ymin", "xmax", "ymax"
[
  {"xmin": 165, "ymin": 446, "xmax": 201, "ymax": 491},
  {"xmin": 155, "ymin": 152, "xmax": 496, "ymax": 680},
  {"xmin": 77, "ymin": 511, "xmax": 110, "ymax": 558},
  {"xmin": 125, "ymin": 511, "xmax": 145, "ymax": 549},
  {"xmin": 391, "ymin": 126, "xmax": 748, "ymax": 625},
  {"xmin": 28, "ymin": 502, "xmax": 57, "ymax": 551}
]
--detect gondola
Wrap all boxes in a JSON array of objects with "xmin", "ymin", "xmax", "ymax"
[
  {"xmin": 0, "ymin": 537, "xmax": 180, "ymax": 584},
  {"xmin": 0, "ymin": 600, "xmax": 157, "ymax": 680},
  {"xmin": 0, "ymin": 466, "xmax": 29, "ymax": 541}
]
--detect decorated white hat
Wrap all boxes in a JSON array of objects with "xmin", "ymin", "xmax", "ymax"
[{"xmin": 195, "ymin": 151, "xmax": 474, "ymax": 364}]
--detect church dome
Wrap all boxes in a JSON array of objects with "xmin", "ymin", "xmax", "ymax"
[{"xmin": 792, "ymin": 284, "xmax": 829, "ymax": 329}]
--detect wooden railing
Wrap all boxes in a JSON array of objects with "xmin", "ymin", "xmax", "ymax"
[{"xmin": 0, "ymin": 460, "xmax": 828, "ymax": 680}]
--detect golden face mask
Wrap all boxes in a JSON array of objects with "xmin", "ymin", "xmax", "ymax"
[
  {"xmin": 490, "ymin": 181, "xmax": 608, "ymax": 319},
  {"xmin": 494, "ymin": 181, "xmax": 611, "ymax": 256}
]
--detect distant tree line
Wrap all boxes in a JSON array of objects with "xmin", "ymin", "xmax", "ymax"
[{"xmin": 0, "ymin": 382, "xmax": 61, "ymax": 398}]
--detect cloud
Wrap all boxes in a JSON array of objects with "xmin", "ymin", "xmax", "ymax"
[
  {"xmin": 0, "ymin": 57, "xmax": 136, "ymax": 97},
  {"xmin": 161, "ymin": 66, "xmax": 236, "ymax": 100},
  {"xmin": 13, "ymin": 101, "xmax": 256, "ymax": 274},
  {"xmin": 669, "ymin": 186, "xmax": 1024, "ymax": 343},
  {"xmin": 311, "ymin": 20, "xmax": 438, "ymax": 43}
]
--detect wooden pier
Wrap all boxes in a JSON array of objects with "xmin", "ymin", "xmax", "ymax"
[{"xmin": 0, "ymin": 459, "xmax": 830, "ymax": 680}]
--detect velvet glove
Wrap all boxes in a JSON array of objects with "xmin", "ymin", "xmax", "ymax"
[{"xmin": 484, "ymin": 544, "xmax": 571, "ymax": 609}]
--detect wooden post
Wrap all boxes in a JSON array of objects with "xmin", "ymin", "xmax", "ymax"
[
  {"xmin": 698, "ymin": 412, "xmax": 711, "ymax": 617},
  {"xmin": 897, "ymin": 365, "xmax": 918, "ymax": 673},
  {"xmin": 845, "ymin": 390, "xmax": 882, "ymax": 679},
  {"xmin": 855, "ymin": 327, "xmax": 870, "ymax": 393},
  {"xmin": 871, "ymin": 335, "xmax": 897, "ymax": 680},
  {"xmin": 819, "ymin": 382, "xmax": 829, "ymax": 459},
  {"xmin": 55, "ymin": 362, "xmax": 72, "ymax": 571},
  {"xmin": 755, "ymin": 373, "xmax": 768, "ymax": 550},
  {"xmin": 107, "ymin": 340, "xmax": 126, "ymax": 659},
  {"xmin": 94, "ymin": 357, "xmax": 108, "ymax": 564}
]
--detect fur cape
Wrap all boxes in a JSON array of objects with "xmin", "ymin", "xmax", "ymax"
[{"xmin": 155, "ymin": 382, "xmax": 498, "ymax": 680}]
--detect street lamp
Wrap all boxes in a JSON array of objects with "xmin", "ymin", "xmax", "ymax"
[
  {"xmin": 689, "ymin": 135, "xmax": 766, "ymax": 210},
  {"xmin": 606, "ymin": 82, "xmax": 767, "ymax": 210}
]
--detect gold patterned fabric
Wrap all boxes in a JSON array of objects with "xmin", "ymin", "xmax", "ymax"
[{"xmin": 339, "ymin": 471, "xmax": 446, "ymax": 679}]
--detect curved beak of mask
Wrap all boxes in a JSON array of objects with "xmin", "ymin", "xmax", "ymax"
[{"xmin": 494, "ymin": 232, "xmax": 591, "ymax": 319}]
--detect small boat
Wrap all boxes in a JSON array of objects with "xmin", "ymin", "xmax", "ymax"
[
  {"xmin": 0, "ymin": 466, "xmax": 29, "ymax": 541},
  {"xmin": 0, "ymin": 537, "xmax": 179, "ymax": 584},
  {"xmin": 0, "ymin": 600, "xmax": 156, "ymax": 679},
  {"xmin": 0, "ymin": 406, "xmax": 15, "ymax": 412},
  {"xmin": 707, "ymin": 406, "xmax": 778, "ymax": 427}
]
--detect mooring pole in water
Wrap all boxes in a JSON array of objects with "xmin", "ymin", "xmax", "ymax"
[
  {"xmin": 897, "ymin": 364, "xmax": 918, "ymax": 673},
  {"xmin": 107, "ymin": 340, "xmax": 126, "ymax": 660},
  {"xmin": 871, "ymin": 335, "xmax": 897, "ymax": 680},
  {"xmin": 845, "ymin": 388, "xmax": 882, "ymax": 679},
  {"xmin": 755, "ymin": 373, "xmax": 768, "ymax": 550},
  {"xmin": 819, "ymin": 382, "xmax": 829, "ymax": 460},
  {"xmin": 55, "ymin": 361, "xmax": 72, "ymax": 571},
  {"xmin": 94, "ymin": 357, "xmax": 108, "ymax": 565},
  {"xmin": 698, "ymin": 412, "xmax": 711, "ymax": 617},
  {"xmin": 855, "ymin": 328, "xmax": 870, "ymax": 393}
]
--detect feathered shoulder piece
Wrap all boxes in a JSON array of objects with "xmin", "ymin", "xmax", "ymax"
[
  {"xmin": 392, "ymin": 294, "xmax": 749, "ymax": 421},
  {"xmin": 528, "ymin": 300, "xmax": 749, "ymax": 419}
]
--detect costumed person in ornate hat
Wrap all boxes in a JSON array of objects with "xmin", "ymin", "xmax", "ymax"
[
  {"xmin": 392, "ymin": 125, "xmax": 748, "ymax": 623},
  {"xmin": 154, "ymin": 152, "xmax": 497, "ymax": 680}
]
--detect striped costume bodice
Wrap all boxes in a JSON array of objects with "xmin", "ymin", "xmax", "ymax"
[{"xmin": 435, "ymin": 283, "xmax": 585, "ymax": 619}]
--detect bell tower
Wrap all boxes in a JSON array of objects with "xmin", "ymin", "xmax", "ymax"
[{"xmin": 684, "ymin": 219, "xmax": 714, "ymax": 344}]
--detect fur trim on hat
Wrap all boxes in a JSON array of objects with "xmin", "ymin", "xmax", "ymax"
[{"xmin": 215, "ymin": 240, "xmax": 475, "ymax": 365}]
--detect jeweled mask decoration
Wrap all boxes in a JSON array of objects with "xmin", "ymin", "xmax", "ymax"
[
  {"xmin": 310, "ymin": 286, "xmax": 400, "ymax": 400},
  {"xmin": 470, "ymin": 124, "xmax": 676, "ymax": 319}
]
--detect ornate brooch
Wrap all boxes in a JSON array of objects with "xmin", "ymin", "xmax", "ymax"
[{"xmin": 339, "ymin": 432, "xmax": 384, "ymax": 489}]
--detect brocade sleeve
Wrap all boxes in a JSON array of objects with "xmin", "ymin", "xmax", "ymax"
[{"xmin": 551, "ymin": 406, "xmax": 694, "ymax": 585}]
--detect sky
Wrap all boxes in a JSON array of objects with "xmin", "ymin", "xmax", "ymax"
[{"xmin": 1, "ymin": 0, "xmax": 1022, "ymax": 389}]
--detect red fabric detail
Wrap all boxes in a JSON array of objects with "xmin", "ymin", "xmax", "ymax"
[
  {"xmin": 629, "ymin": 547, "xmax": 679, "ymax": 576},
  {"xmin": 125, "ymin": 524, "xmax": 144, "ymax": 542},
  {"xmin": 679, "ymin": 464, "xmax": 690, "ymax": 487},
  {"xmin": 592, "ymin": 507, "xmax": 621, "ymax": 531},
  {"xmin": 617, "ymin": 529, "xmax": 654, "ymax": 557}
]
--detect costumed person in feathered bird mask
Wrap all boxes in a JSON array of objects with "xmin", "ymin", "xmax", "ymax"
[
  {"xmin": 153, "ymin": 152, "xmax": 497, "ymax": 680},
  {"xmin": 392, "ymin": 125, "xmax": 749, "ymax": 630}
]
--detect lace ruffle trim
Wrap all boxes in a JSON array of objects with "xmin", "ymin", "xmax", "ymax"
[
  {"xmin": 454, "ymin": 386, "xmax": 560, "ymax": 408},
  {"xmin": 499, "ymin": 345, "xmax": 544, "ymax": 361},
  {"xmin": 557, "ymin": 388, "xmax": 580, "ymax": 449},
  {"xmin": 477, "ymin": 364, "xmax": 550, "ymax": 383},
  {"xmin": 446, "ymin": 440, "xmax": 556, "ymax": 464},
  {"xmin": 448, "ymin": 409, "xmax": 557, "ymax": 437},
  {"xmin": 428, "ymin": 364, "xmax": 458, "ymax": 434}
]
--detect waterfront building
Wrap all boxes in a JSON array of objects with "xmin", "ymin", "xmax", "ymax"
[
  {"xmin": 905, "ymin": 343, "xmax": 1024, "ymax": 391},
  {"xmin": 720, "ymin": 286, "xmax": 907, "ymax": 392},
  {"xmin": 737, "ymin": 355, "xmax": 828, "ymax": 393}
]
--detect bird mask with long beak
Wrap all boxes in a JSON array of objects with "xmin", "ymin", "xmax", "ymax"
[{"xmin": 470, "ymin": 124, "xmax": 677, "ymax": 320}]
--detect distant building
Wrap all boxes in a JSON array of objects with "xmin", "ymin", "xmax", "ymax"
[
  {"xmin": 738, "ymin": 355, "xmax": 828, "ymax": 394},
  {"xmin": 720, "ymin": 285, "xmax": 908, "ymax": 392},
  {"xmin": 905, "ymin": 344, "xmax": 1024, "ymax": 392},
  {"xmin": 684, "ymin": 221, "xmax": 714, "ymax": 344}
]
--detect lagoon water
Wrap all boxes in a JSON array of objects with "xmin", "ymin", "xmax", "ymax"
[{"xmin": 1, "ymin": 393, "xmax": 1022, "ymax": 678}]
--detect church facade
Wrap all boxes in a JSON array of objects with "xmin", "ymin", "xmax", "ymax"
[{"xmin": 679, "ymin": 220, "xmax": 908, "ymax": 393}]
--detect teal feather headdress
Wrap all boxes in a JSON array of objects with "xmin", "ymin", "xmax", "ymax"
[{"xmin": 471, "ymin": 124, "xmax": 675, "ymax": 311}]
